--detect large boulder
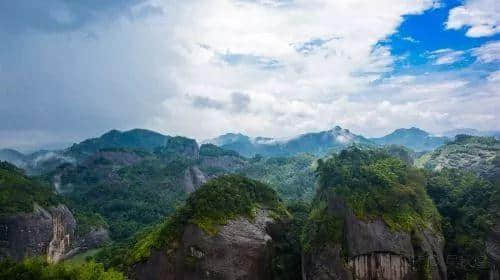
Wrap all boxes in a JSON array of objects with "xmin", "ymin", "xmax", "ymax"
[{"xmin": 0, "ymin": 204, "xmax": 76, "ymax": 263}]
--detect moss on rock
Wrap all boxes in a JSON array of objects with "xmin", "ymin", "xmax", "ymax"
[{"xmin": 128, "ymin": 174, "xmax": 289, "ymax": 263}]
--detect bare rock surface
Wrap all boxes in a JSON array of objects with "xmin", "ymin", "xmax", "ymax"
[
  {"xmin": 0, "ymin": 204, "xmax": 76, "ymax": 263},
  {"xmin": 183, "ymin": 166, "xmax": 207, "ymax": 193},
  {"xmin": 303, "ymin": 197, "xmax": 447, "ymax": 280},
  {"xmin": 132, "ymin": 209, "xmax": 276, "ymax": 280}
]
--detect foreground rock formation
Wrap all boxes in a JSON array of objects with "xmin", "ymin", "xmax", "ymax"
[
  {"xmin": 133, "ymin": 210, "xmax": 276, "ymax": 280},
  {"xmin": 302, "ymin": 198, "xmax": 447, "ymax": 280},
  {"xmin": 129, "ymin": 175, "xmax": 288, "ymax": 280},
  {"xmin": 0, "ymin": 204, "xmax": 76, "ymax": 263}
]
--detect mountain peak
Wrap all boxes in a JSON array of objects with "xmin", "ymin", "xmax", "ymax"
[{"xmin": 371, "ymin": 127, "xmax": 445, "ymax": 152}]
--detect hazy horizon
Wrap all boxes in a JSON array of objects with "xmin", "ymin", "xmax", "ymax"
[{"xmin": 1, "ymin": 0, "xmax": 499, "ymax": 151}]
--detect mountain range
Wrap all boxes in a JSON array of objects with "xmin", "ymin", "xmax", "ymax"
[
  {"xmin": 2, "ymin": 126, "xmax": 498, "ymax": 171},
  {"xmin": 0, "ymin": 126, "xmax": 499, "ymax": 279}
]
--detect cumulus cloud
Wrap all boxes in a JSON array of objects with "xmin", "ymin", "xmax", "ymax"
[
  {"xmin": 446, "ymin": 0, "xmax": 500, "ymax": 37},
  {"xmin": 0, "ymin": 0, "xmax": 499, "ymax": 150}
]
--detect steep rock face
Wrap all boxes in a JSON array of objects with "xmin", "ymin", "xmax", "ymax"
[
  {"xmin": 303, "ymin": 198, "xmax": 446, "ymax": 280},
  {"xmin": 132, "ymin": 209, "xmax": 276, "ymax": 280},
  {"xmin": 0, "ymin": 204, "xmax": 76, "ymax": 263},
  {"xmin": 183, "ymin": 166, "xmax": 207, "ymax": 193},
  {"xmin": 487, "ymin": 220, "xmax": 500, "ymax": 280}
]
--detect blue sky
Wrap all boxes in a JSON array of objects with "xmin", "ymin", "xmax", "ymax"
[
  {"xmin": 387, "ymin": 0, "xmax": 499, "ymax": 72},
  {"xmin": 0, "ymin": 0, "xmax": 498, "ymax": 151}
]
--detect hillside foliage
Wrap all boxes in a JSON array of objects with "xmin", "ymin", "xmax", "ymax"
[{"xmin": 0, "ymin": 161, "xmax": 61, "ymax": 215}]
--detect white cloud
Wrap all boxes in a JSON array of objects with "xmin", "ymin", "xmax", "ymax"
[
  {"xmin": 401, "ymin": 36, "xmax": 420, "ymax": 43},
  {"xmin": 472, "ymin": 40, "xmax": 500, "ymax": 63},
  {"xmin": 446, "ymin": 0, "xmax": 500, "ymax": 37},
  {"xmin": 2, "ymin": 0, "xmax": 500, "ymax": 149},
  {"xmin": 487, "ymin": 70, "xmax": 500, "ymax": 81},
  {"xmin": 427, "ymin": 48, "xmax": 465, "ymax": 65}
]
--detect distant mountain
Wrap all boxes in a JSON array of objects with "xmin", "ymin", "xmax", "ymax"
[
  {"xmin": 0, "ymin": 149, "xmax": 26, "ymax": 168},
  {"xmin": 442, "ymin": 128, "xmax": 500, "ymax": 139},
  {"xmin": 205, "ymin": 126, "xmax": 374, "ymax": 157},
  {"xmin": 416, "ymin": 135, "xmax": 500, "ymax": 183},
  {"xmin": 441, "ymin": 128, "xmax": 484, "ymax": 138},
  {"xmin": 68, "ymin": 129, "xmax": 170, "ymax": 158},
  {"xmin": 370, "ymin": 127, "xmax": 448, "ymax": 152}
]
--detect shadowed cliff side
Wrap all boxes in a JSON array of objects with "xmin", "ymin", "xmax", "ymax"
[{"xmin": 302, "ymin": 148, "xmax": 446, "ymax": 280}]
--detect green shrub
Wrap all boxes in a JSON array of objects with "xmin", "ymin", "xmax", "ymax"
[
  {"xmin": 0, "ymin": 258, "xmax": 125, "ymax": 280},
  {"xmin": 0, "ymin": 161, "xmax": 61, "ymax": 215}
]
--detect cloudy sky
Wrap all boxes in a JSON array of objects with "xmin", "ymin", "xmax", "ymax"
[{"xmin": 0, "ymin": 0, "xmax": 499, "ymax": 151}]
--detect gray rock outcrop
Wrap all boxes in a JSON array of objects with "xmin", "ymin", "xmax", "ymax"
[
  {"xmin": 132, "ymin": 209, "xmax": 276, "ymax": 280},
  {"xmin": 303, "ymin": 197, "xmax": 447, "ymax": 280},
  {"xmin": 183, "ymin": 166, "xmax": 207, "ymax": 193},
  {"xmin": 0, "ymin": 204, "xmax": 76, "ymax": 263}
]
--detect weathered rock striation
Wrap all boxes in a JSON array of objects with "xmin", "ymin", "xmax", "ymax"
[
  {"xmin": 133, "ymin": 209, "xmax": 277, "ymax": 280},
  {"xmin": 303, "ymin": 197, "xmax": 447, "ymax": 280},
  {"xmin": 0, "ymin": 203, "xmax": 76, "ymax": 263}
]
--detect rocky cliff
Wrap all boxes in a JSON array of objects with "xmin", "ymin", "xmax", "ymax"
[
  {"xmin": 133, "ymin": 209, "xmax": 277, "ymax": 280},
  {"xmin": 0, "ymin": 203, "xmax": 76, "ymax": 263},
  {"xmin": 303, "ymin": 148, "xmax": 446, "ymax": 280},
  {"xmin": 302, "ymin": 197, "xmax": 446, "ymax": 280},
  {"xmin": 128, "ymin": 175, "xmax": 289, "ymax": 280}
]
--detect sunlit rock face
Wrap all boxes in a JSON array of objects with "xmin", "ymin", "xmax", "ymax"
[{"xmin": 0, "ymin": 204, "xmax": 76, "ymax": 263}]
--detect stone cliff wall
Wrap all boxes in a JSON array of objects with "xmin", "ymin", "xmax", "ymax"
[
  {"xmin": 183, "ymin": 166, "xmax": 207, "ymax": 193},
  {"xmin": 0, "ymin": 204, "xmax": 76, "ymax": 263},
  {"xmin": 132, "ymin": 209, "xmax": 276, "ymax": 280},
  {"xmin": 303, "ymin": 197, "xmax": 447, "ymax": 280},
  {"xmin": 348, "ymin": 253, "xmax": 411, "ymax": 280}
]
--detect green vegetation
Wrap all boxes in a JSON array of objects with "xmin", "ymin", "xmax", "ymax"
[
  {"xmin": 68, "ymin": 128, "xmax": 169, "ymax": 159},
  {"xmin": 0, "ymin": 161, "xmax": 61, "ymax": 215},
  {"xmin": 66, "ymin": 249, "xmax": 103, "ymax": 265},
  {"xmin": 56, "ymin": 158, "xmax": 188, "ymax": 241},
  {"xmin": 199, "ymin": 143, "xmax": 242, "ymax": 158},
  {"xmin": 74, "ymin": 212, "xmax": 108, "ymax": 238},
  {"xmin": 128, "ymin": 175, "xmax": 288, "ymax": 263},
  {"xmin": 302, "ymin": 147, "xmax": 442, "ymax": 253},
  {"xmin": 270, "ymin": 201, "xmax": 309, "ymax": 280},
  {"xmin": 0, "ymin": 258, "xmax": 125, "ymax": 280},
  {"xmin": 316, "ymin": 148, "xmax": 440, "ymax": 232},
  {"xmin": 426, "ymin": 169, "xmax": 500, "ymax": 279},
  {"xmin": 239, "ymin": 154, "xmax": 317, "ymax": 202}
]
